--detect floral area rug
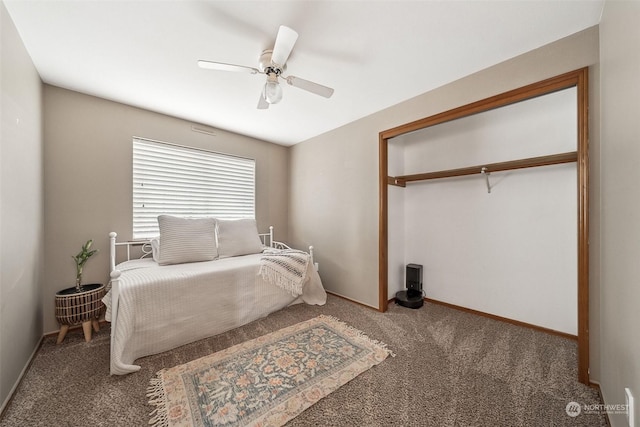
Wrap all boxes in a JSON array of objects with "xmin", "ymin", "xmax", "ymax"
[{"xmin": 147, "ymin": 315, "xmax": 394, "ymax": 427}]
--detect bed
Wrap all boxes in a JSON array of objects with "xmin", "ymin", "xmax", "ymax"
[{"xmin": 104, "ymin": 217, "xmax": 326, "ymax": 375}]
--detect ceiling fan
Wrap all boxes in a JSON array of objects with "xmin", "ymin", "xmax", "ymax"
[{"xmin": 198, "ymin": 25, "xmax": 334, "ymax": 109}]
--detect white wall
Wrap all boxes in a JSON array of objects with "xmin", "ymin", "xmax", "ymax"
[
  {"xmin": 599, "ymin": 1, "xmax": 640, "ymax": 425},
  {"xmin": 390, "ymin": 88, "xmax": 577, "ymax": 335},
  {"xmin": 0, "ymin": 0, "xmax": 44, "ymax": 411},
  {"xmin": 387, "ymin": 140, "xmax": 405, "ymax": 295}
]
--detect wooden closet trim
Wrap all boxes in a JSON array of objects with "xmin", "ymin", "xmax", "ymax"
[{"xmin": 378, "ymin": 68, "xmax": 589, "ymax": 384}]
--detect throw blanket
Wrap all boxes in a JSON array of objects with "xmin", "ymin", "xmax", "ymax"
[{"xmin": 259, "ymin": 248, "xmax": 310, "ymax": 297}]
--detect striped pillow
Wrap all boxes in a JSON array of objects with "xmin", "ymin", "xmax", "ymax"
[
  {"xmin": 156, "ymin": 215, "xmax": 217, "ymax": 265},
  {"xmin": 216, "ymin": 218, "xmax": 264, "ymax": 258}
]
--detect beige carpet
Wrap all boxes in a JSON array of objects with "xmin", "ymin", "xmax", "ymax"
[{"xmin": 0, "ymin": 295, "xmax": 606, "ymax": 426}]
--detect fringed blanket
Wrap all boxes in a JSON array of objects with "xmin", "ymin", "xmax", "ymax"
[{"xmin": 259, "ymin": 249, "xmax": 310, "ymax": 297}]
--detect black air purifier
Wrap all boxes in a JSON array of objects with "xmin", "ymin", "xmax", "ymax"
[{"xmin": 396, "ymin": 264, "xmax": 424, "ymax": 309}]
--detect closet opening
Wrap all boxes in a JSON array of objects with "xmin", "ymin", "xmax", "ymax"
[{"xmin": 378, "ymin": 68, "xmax": 589, "ymax": 384}]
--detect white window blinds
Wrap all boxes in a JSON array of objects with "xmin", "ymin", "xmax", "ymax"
[{"xmin": 132, "ymin": 138, "xmax": 256, "ymax": 239}]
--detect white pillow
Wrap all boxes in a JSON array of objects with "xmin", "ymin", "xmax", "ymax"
[
  {"xmin": 216, "ymin": 218, "xmax": 264, "ymax": 258},
  {"xmin": 157, "ymin": 215, "xmax": 217, "ymax": 265}
]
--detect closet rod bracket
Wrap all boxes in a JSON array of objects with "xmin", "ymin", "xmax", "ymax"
[{"xmin": 481, "ymin": 167, "xmax": 491, "ymax": 193}]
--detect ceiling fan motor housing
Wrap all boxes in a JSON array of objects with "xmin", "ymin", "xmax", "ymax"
[{"xmin": 258, "ymin": 49, "xmax": 285, "ymax": 75}]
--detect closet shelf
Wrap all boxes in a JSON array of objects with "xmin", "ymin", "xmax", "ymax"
[{"xmin": 387, "ymin": 151, "xmax": 578, "ymax": 187}]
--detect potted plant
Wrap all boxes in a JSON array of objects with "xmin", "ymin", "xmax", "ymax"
[
  {"xmin": 72, "ymin": 239, "xmax": 98, "ymax": 292},
  {"xmin": 55, "ymin": 239, "xmax": 104, "ymax": 344}
]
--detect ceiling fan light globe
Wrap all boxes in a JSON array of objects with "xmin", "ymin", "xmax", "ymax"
[{"xmin": 263, "ymin": 80, "xmax": 283, "ymax": 104}]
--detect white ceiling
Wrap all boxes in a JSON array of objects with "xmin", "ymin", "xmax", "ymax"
[{"xmin": 4, "ymin": 0, "xmax": 604, "ymax": 146}]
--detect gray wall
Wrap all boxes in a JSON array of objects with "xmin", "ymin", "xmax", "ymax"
[
  {"xmin": 0, "ymin": 1, "xmax": 44, "ymax": 411},
  {"xmin": 42, "ymin": 86, "xmax": 289, "ymax": 333},
  {"xmin": 289, "ymin": 27, "xmax": 601, "ymax": 379},
  {"xmin": 599, "ymin": 1, "xmax": 640, "ymax": 425}
]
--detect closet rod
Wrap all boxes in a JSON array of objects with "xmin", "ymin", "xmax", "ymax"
[{"xmin": 388, "ymin": 151, "xmax": 577, "ymax": 187}]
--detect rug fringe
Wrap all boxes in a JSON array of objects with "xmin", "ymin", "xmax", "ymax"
[
  {"xmin": 317, "ymin": 315, "xmax": 396, "ymax": 358},
  {"xmin": 147, "ymin": 374, "xmax": 169, "ymax": 427}
]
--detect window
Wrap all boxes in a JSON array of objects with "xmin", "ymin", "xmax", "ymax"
[{"xmin": 132, "ymin": 137, "xmax": 255, "ymax": 239}]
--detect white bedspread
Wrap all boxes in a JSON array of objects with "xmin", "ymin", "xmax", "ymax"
[{"xmin": 103, "ymin": 253, "xmax": 326, "ymax": 375}]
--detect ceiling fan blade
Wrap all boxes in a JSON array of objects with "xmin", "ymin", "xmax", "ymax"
[
  {"xmin": 197, "ymin": 60, "xmax": 259, "ymax": 74},
  {"xmin": 285, "ymin": 76, "xmax": 334, "ymax": 98},
  {"xmin": 271, "ymin": 26, "xmax": 298, "ymax": 67},
  {"xmin": 257, "ymin": 93, "xmax": 269, "ymax": 109}
]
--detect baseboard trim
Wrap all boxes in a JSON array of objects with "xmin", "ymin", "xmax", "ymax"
[
  {"xmin": 325, "ymin": 291, "xmax": 379, "ymax": 311},
  {"xmin": 389, "ymin": 296, "xmax": 578, "ymax": 341},
  {"xmin": 2, "ymin": 319, "xmax": 112, "ymax": 419},
  {"xmin": 43, "ymin": 319, "xmax": 109, "ymax": 339},
  {"xmin": 0, "ymin": 335, "xmax": 44, "ymax": 418},
  {"xmin": 2, "ymin": 320, "xmax": 111, "ymax": 419},
  {"xmin": 588, "ymin": 381, "xmax": 612, "ymax": 427}
]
